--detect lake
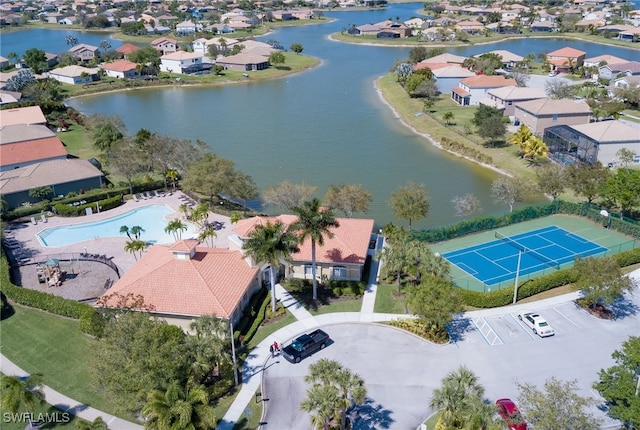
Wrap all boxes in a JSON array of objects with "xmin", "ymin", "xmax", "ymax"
[{"xmin": 5, "ymin": 3, "xmax": 640, "ymax": 229}]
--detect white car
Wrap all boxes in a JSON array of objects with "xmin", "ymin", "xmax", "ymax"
[{"xmin": 518, "ymin": 311, "xmax": 555, "ymax": 337}]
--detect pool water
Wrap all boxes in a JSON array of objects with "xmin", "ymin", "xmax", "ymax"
[{"xmin": 38, "ymin": 204, "xmax": 198, "ymax": 247}]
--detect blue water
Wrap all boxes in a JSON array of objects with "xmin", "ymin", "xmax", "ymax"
[
  {"xmin": 0, "ymin": 28, "xmax": 124, "ymax": 58},
  {"xmin": 37, "ymin": 204, "xmax": 197, "ymax": 247}
]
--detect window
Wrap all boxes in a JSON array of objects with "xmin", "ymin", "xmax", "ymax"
[
  {"xmin": 332, "ymin": 266, "xmax": 347, "ymax": 279},
  {"xmin": 552, "ymin": 114, "xmax": 558, "ymax": 121},
  {"xmin": 304, "ymin": 265, "xmax": 313, "ymax": 276}
]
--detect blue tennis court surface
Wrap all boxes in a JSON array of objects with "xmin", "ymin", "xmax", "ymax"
[{"xmin": 442, "ymin": 226, "xmax": 607, "ymax": 286}]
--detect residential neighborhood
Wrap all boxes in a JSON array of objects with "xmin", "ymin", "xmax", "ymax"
[{"xmin": 1, "ymin": 0, "xmax": 640, "ymax": 429}]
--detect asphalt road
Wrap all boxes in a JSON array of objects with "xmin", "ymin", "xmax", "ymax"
[{"xmin": 261, "ymin": 287, "xmax": 640, "ymax": 429}]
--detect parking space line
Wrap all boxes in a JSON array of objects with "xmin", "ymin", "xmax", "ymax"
[
  {"xmin": 510, "ymin": 313, "xmax": 536, "ymax": 339},
  {"xmin": 472, "ymin": 317, "xmax": 504, "ymax": 346},
  {"xmin": 553, "ymin": 307, "xmax": 582, "ymax": 329}
]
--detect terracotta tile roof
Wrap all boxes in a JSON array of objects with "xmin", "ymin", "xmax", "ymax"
[
  {"xmin": 169, "ymin": 239, "xmax": 199, "ymax": 252},
  {"xmin": 0, "ymin": 136, "xmax": 67, "ymax": 166},
  {"xmin": 100, "ymin": 59, "xmax": 138, "ymax": 72},
  {"xmin": 547, "ymin": 47, "xmax": 586, "ymax": 58},
  {"xmin": 414, "ymin": 62, "xmax": 449, "ymax": 71},
  {"xmin": 152, "ymin": 37, "xmax": 177, "ymax": 46},
  {"xmin": 452, "ymin": 86, "xmax": 470, "ymax": 97},
  {"xmin": 0, "ymin": 105, "xmax": 47, "ymax": 126},
  {"xmin": 0, "ymin": 158, "xmax": 103, "ymax": 194},
  {"xmin": 115, "ymin": 43, "xmax": 141, "ymax": 55},
  {"xmin": 515, "ymin": 98, "xmax": 592, "ymax": 115},
  {"xmin": 584, "ymin": 54, "xmax": 628, "ymax": 65},
  {"xmin": 571, "ymin": 120, "xmax": 640, "ymax": 142},
  {"xmin": 460, "ymin": 75, "xmax": 517, "ymax": 88},
  {"xmin": 101, "ymin": 245, "xmax": 259, "ymax": 318},
  {"xmin": 69, "ymin": 43, "xmax": 99, "ymax": 53},
  {"xmin": 234, "ymin": 215, "xmax": 374, "ymax": 265},
  {"xmin": 422, "ymin": 53, "xmax": 467, "ymax": 64}
]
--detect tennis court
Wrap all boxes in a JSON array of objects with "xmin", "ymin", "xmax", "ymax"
[{"xmin": 442, "ymin": 226, "xmax": 607, "ymax": 287}]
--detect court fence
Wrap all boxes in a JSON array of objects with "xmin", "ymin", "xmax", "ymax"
[{"xmin": 414, "ymin": 200, "xmax": 640, "ymax": 244}]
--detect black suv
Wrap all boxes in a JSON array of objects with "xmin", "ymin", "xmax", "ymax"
[{"xmin": 282, "ymin": 329, "xmax": 330, "ymax": 363}]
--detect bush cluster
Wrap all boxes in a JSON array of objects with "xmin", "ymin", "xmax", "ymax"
[
  {"xmin": 389, "ymin": 318, "xmax": 449, "ymax": 343},
  {"xmin": 440, "ymin": 137, "xmax": 493, "ymax": 165},
  {"xmin": 242, "ymin": 291, "xmax": 271, "ymax": 346},
  {"xmin": 327, "ymin": 280, "xmax": 366, "ymax": 297},
  {"xmin": 233, "ymin": 288, "xmax": 268, "ymax": 343},
  {"xmin": 54, "ymin": 195, "xmax": 123, "ymax": 217}
]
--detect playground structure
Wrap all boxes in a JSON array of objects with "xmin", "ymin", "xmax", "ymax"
[{"xmin": 36, "ymin": 259, "xmax": 64, "ymax": 287}]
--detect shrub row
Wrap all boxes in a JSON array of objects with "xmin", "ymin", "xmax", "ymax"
[
  {"xmin": 233, "ymin": 288, "xmax": 268, "ymax": 343},
  {"xmin": 328, "ymin": 281, "xmax": 366, "ymax": 297},
  {"xmin": 54, "ymin": 195, "xmax": 123, "ymax": 217},
  {"xmin": 457, "ymin": 247, "xmax": 640, "ymax": 308},
  {"xmin": 414, "ymin": 200, "xmax": 640, "ymax": 243},
  {"xmin": 242, "ymin": 291, "xmax": 271, "ymax": 346},
  {"xmin": 440, "ymin": 137, "xmax": 493, "ymax": 165}
]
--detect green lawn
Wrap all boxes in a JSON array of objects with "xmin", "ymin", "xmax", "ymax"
[
  {"xmin": 246, "ymin": 310, "xmax": 297, "ymax": 350},
  {"xmin": 308, "ymin": 298, "xmax": 362, "ymax": 315},
  {"xmin": 56, "ymin": 121, "xmax": 97, "ymax": 160},
  {"xmin": 211, "ymin": 387, "xmax": 262, "ymax": 430},
  {"xmin": 0, "ymin": 305, "xmax": 114, "ymax": 414},
  {"xmin": 373, "ymin": 283, "xmax": 407, "ymax": 314}
]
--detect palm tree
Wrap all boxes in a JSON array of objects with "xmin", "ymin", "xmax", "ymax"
[
  {"xmin": 291, "ymin": 199, "xmax": 340, "ymax": 301},
  {"xmin": 124, "ymin": 239, "xmax": 147, "ymax": 261},
  {"xmin": 190, "ymin": 203, "xmax": 210, "ymax": 228},
  {"xmin": 179, "ymin": 203, "xmax": 191, "ymax": 220},
  {"xmin": 99, "ymin": 40, "xmax": 111, "ymax": 53},
  {"xmin": 523, "ymin": 136, "xmax": 548, "ymax": 159},
  {"xmin": 242, "ymin": 221, "xmax": 300, "ymax": 313},
  {"xmin": 1, "ymin": 374, "xmax": 46, "ymax": 424},
  {"xmin": 186, "ymin": 315, "xmax": 230, "ymax": 384},
  {"xmin": 119, "ymin": 225, "xmax": 132, "ymax": 240},
  {"xmin": 430, "ymin": 366, "xmax": 488, "ymax": 429},
  {"xmin": 198, "ymin": 224, "xmax": 217, "ymax": 247},
  {"xmin": 300, "ymin": 384, "xmax": 339, "ymax": 430},
  {"xmin": 76, "ymin": 417, "xmax": 109, "ymax": 430},
  {"xmin": 64, "ymin": 35, "xmax": 78, "ymax": 47},
  {"xmin": 304, "ymin": 359, "xmax": 367, "ymax": 430},
  {"xmin": 141, "ymin": 382, "xmax": 217, "ymax": 430},
  {"xmin": 508, "ymin": 124, "xmax": 533, "ymax": 154},
  {"xmin": 376, "ymin": 243, "xmax": 411, "ymax": 292},
  {"xmin": 165, "ymin": 219, "xmax": 188, "ymax": 241},
  {"xmin": 130, "ymin": 225, "xmax": 145, "ymax": 240}
]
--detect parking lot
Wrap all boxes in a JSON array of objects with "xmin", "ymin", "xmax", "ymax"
[{"xmin": 260, "ymin": 286, "xmax": 640, "ymax": 429}]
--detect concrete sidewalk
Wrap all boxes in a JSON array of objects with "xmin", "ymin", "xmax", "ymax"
[{"xmin": 0, "ymin": 355, "xmax": 142, "ymax": 429}]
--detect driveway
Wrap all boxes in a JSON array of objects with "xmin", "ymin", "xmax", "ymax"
[{"xmin": 260, "ymin": 286, "xmax": 640, "ymax": 429}]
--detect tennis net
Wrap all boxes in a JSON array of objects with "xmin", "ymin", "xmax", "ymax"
[{"xmin": 495, "ymin": 231, "xmax": 560, "ymax": 270}]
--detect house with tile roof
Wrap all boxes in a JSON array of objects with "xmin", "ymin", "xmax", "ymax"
[
  {"xmin": 0, "ymin": 124, "xmax": 67, "ymax": 171},
  {"xmin": 151, "ymin": 37, "xmax": 178, "ymax": 54},
  {"xmin": 229, "ymin": 215, "xmax": 375, "ymax": 283},
  {"xmin": 100, "ymin": 60, "xmax": 139, "ymax": 79},
  {"xmin": 612, "ymin": 75, "xmax": 640, "ymax": 91},
  {"xmin": 598, "ymin": 61, "xmax": 640, "ymax": 81},
  {"xmin": 100, "ymin": 240, "xmax": 261, "ymax": 327},
  {"xmin": 216, "ymin": 52, "xmax": 270, "ymax": 72},
  {"xmin": 583, "ymin": 54, "xmax": 629, "ymax": 68},
  {"xmin": 544, "ymin": 120, "xmax": 640, "ymax": 166},
  {"xmin": 48, "ymin": 65, "xmax": 99, "ymax": 85},
  {"xmin": 481, "ymin": 86, "xmax": 547, "ymax": 116},
  {"xmin": 546, "ymin": 47, "xmax": 586, "ymax": 72},
  {"xmin": 68, "ymin": 44, "xmax": 100, "ymax": 62},
  {"xmin": 514, "ymin": 98, "xmax": 592, "ymax": 135},
  {"xmin": 421, "ymin": 53, "xmax": 467, "ymax": 65},
  {"xmin": 474, "ymin": 50, "xmax": 523, "ymax": 69},
  {"xmin": 425, "ymin": 65, "xmax": 475, "ymax": 96},
  {"xmin": 451, "ymin": 75, "xmax": 517, "ymax": 106},
  {"xmin": 159, "ymin": 51, "xmax": 209, "ymax": 74},
  {"xmin": 0, "ymin": 105, "xmax": 47, "ymax": 126},
  {"xmin": 116, "ymin": 43, "xmax": 141, "ymax": 57}
]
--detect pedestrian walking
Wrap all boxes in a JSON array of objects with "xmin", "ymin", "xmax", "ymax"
[
  {"xmin": 273, "ymin": 341, "xmax": 279, "ymax": 356},
  {"xmin": 269, "ymin": 344, "xmax": 275, "ymax": 357}
]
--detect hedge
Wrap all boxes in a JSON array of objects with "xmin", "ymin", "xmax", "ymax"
[
  {"xmin": 457, "ymin": 247, "xmax": 640, "ymax": 308},
  {"xmin": 414, "ymin": 200, "xmax": 640, "ymax": 243},
  {"xmin": 241, "ymin": 291, "xmax": 271, "ymax": 346},
  {"xmin": 54, "ymin": 195, "xmax": 123, "ymax": 217}
]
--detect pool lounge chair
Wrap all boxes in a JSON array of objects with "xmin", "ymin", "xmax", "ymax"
[
  {"xmin": 154, "ymin": 190, "xmax": 165, "ymax": 198},
  {"xmin": 145, "ymin": 191, "xmax": 153, "ymax": 199},
  {"xmin": 132, "ymin": 194, "xmax": 139, "ymax": 202},
  {"xmin": 40, "ymin": 214, "xmax": 47, "ymax": 223},
  {"xmin": 30, "ymin": 216, "xmax": 38, "ymax": 225},
  {"xmin": 140, "ymin": 193, "xmax": 147, "ymax": 200}
]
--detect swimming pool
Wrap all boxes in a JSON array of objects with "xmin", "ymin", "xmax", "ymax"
[{"xmin": 38, "ymin": 204, "xmax": 198, "ymax": 247}]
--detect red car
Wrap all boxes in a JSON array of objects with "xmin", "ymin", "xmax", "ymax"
[{"xmin": 496, "ymin": 398, "xmax": 527, "ymax": 430}]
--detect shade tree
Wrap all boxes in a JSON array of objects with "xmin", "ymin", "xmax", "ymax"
[
  {"xmin": 323, "ymin": 183, "xmax": 372, "ymax": 217},
  {"xmin": 263, "ymin": 181, "xmax": 317, "ymax": 211},
  {"xmin": 572, "ymin": 256, "xmax": 635, "ymax": 310},
  {"xmin": 451, "ymin": 193, "xmax": 482, "ymax": 217},
  {"xmin": 388, "ymin": 181, "xmax": 430, "ymax": 230},
  {"xmin": 407, "ymin": 274, "xmax": 462, "ymax": 339},
  {"xmin": 491, "ymin": 177, "xmax": 528, "ymax": 213},
  {"xmin": 567, "ymin": 162, "xmax": 609, "ymax": 204},
  {"xmin": 535, "ymin": 162, "xmax": 567, "ymax": 200}
]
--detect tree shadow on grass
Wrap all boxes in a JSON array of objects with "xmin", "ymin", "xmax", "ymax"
[{"xmin": 274, "ymin": 66, "xmax": 292, "ymax": 71}]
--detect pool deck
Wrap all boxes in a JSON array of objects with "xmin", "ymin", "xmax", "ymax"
[{"xmin": 3, "ymin": 191, "xmax": 233, "ymax": 276}]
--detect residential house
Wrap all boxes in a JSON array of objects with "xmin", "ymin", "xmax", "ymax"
[
  {"xmin": 583, "ymin": 54, "xmax": 628, "ymax": 68},
  {"xmin": 0, "ymin": 56, "xmax": 9, "ymax": 69},
  {"xmin": 230, "ymin": 215, "xmax": 375, "ymax": 283},
  {"xmin": 451, "ymin": 75, "xmax": 517, "ymax": 106},
  {"xmin": 100, "ymin": 60, "xmax": 139, "ymax": 79},
  {"xmin": 151, "ymin": 37, "xmax": 178, "ymax": 55},
  {"xmin": 598, "ymin": 61, "xmax": 640, "ymax": 81},
  {"xmin": 455, "ymin": 19, "xmax": 485, "ymax": 35},
  {"xmin": 530, "ymin": 21, "xmax": 558, "ymax": 32},
  {"xmin": 216, "ymin": 52, "xmax": 270, "ymax": 71},
  {"xmin": 428, "ymin": 65, "xmax": 475, "ymax": 96},
  {"xmin": 60, "ymin": 16, "xmax": 77, "ymax": 25},
  {"xmin": 204, "ymin": 23, "xmax": 235, "ymax": 34},
  {"xmin": 612, "ymin": 75, "xmax": 640, "ymax": 90},
  {"xmin": 544, "ymin": 120, "xmax": 640, "ymax": 166},
  {"xmin": 44, "ymin": 53, "xmax": 59, "ymax": 68},
  {"xmin": 44, "ymin": 12, "xmax": 64, "ymax": 23},
  {"xmin": 546, "ymin": 47, "xmax": 586, "ymax": 72},
  {"xmin": 420, "ymin": 53, "xmax": 467, "ymax": 65},
  {"xmin": 159, "ymin": 51, "xmax": 208, "ymax": 74},
  {"xmin": 176, "ymin": 20, "xmax": 197, "ymax": 35},
  {"xmin": 475, "ymin": 50, "xmax": 523, "ymax": 69},
  {"xmin": 0, "ymin": 105, "xmax": 47, "ymax": 126},
  {"xmin": 481, "ymin": 86, "xmax": 547, "ymax": 116},
  {"xmin": 69, "ymin": 44, "xmax": 100, "ymax": 62},
  {"xmin": 353, "ymin": 23, "xmax": 385, "ymax": 36},
  {"xmin": 513, "ymin": 98, "xmax": 592, "ymax": 135},
  {"xmin": 100, "ymin": 240, "xmax": 261, "ymax": 328},
  {"xmin": 48, "ymin": 65, "xmax": 98, "ymax": 85},
  {"xmin": 0, "ymin": 90, "xmax": 21, "ymax": 105},
  {"xmin": 116, "ymin": 43, "xmax": 141, "ymax": 58}
]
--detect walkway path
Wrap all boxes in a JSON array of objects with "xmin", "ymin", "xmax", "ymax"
[{"xmin": 0, "ymin": 355, "xmax": 142, "ymax": 429}]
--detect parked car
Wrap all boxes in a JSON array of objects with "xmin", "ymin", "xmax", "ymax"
[
  {"xmin": 518, "ymin": 311, "xmax": 555, "ymax": 337},
  {"xmin": 496, "ymin": 398, "xmax": 527, "ymax": 430},
  {"xmin": 548, "ymin": 70, "xmax": 557, "ymax": 77},
  {"xmin": 282, "ymin": 329, "xmax": 330, "ymax": 363}
]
